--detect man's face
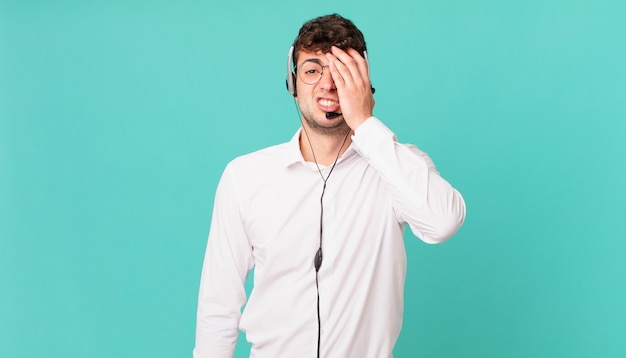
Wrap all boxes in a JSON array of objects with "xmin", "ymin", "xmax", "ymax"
[{"xmin": 295, "ymin": 50, "xmax": 349, "ymax": 135}]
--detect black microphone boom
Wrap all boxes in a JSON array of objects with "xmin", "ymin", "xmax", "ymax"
[{"xmin": 326, "ymin": 112, "xmax": 342, "ymax": 119}]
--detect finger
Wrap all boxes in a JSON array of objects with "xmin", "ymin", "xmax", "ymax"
[
  {"xmin": 326, "ymin": 54, "xmax": 359, "ymax": 93},
  {"xmin": 346, "ymin": 48, "xmax": 369, "ymax": 81},
  {"xmin": 330, "ymin": 46, "xmax": 366, "ymax": 87},
  {"xmin": 328, "ymin": 47, "xmax": 357, "ymax": 86},
  {"xmin": 331, "ymin": 46, "xmax": 371, "ymax": 93},
  {"xmin": 325, "ymin": 53, "xmax": 347, "ymax": 89}
]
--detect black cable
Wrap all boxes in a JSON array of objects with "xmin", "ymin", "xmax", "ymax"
[
  {"xmin": 316, "ymin": 269, "xmax": 321, "ymax": 358},
  {"xmin": 315, "ymin": 183, "xmax": 326, "ymax": 358},
  {"xmin": 293, "ymin": 98, "xmax": 349, "ymax": 358}
]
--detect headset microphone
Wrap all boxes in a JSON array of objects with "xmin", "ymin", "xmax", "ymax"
[{"xmin": 326, "ymin": 112, "xmax": 342, "ymax": 119}]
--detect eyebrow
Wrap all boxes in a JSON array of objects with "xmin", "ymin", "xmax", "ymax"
[{"xmin": 299, "ymin": 58, "xmax": 326, "ymax": 66}]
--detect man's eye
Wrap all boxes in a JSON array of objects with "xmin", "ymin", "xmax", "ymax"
[{"xmin": 305, "ymin": 69, "xmax": 319, "ymax": 75}]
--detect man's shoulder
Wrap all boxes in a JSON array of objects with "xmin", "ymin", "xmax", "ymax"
[{"xmin": 226, "ymin": 140, "xmax": 293, "ymax": 173}]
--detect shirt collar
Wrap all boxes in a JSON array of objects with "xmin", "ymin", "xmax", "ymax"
[
  {"xmin": 281, "ymin": 128, "xmax": 357, "ymax": 168},
  {"xmin": 282, "ymin": 129, "xmax": 305, "ymax": 167}
]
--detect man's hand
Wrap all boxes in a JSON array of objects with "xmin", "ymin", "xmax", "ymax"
[{"xmin": 326, "ymin": 46, "xmax": 375, "ymax": 130}]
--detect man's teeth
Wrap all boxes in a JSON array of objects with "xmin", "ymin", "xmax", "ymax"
[{"xmin": 319, "ymin": 99, "xmax": 336, "ymax": 106}]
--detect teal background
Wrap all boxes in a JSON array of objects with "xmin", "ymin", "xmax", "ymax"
[{"xmin": 2, "ymin": 1, "xmax": 625, "ymax": 357}]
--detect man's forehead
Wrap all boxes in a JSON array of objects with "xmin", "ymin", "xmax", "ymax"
[
  {"xmin": 297, "ymin": 49, "xmax": 328, "ymax": 57},
  {"xmin": 295, "ymin": 49, "xmax": 328, "ymax": 65}
]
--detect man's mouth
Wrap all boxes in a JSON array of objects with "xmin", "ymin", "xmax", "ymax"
[
  {"xmin": 319, "ymin": 99, "xmax": 337, "ymax": 107},
  {"xmin": 318, "ymin": 98, "xmax": 340, "ymax": 112}
]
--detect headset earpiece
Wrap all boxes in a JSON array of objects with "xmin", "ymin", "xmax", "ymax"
[
  {"xmin": 364, "ymin": 50, "xmax": 376, "ymax": 94},
  {"xmin": 286, "ymin": 46, "xmax": 297, "ymax": 96}
]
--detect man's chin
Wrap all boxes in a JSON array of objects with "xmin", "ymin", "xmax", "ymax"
[{"xmin": 309, "ymin": 118, "xmax": 349, "ymax": 134}]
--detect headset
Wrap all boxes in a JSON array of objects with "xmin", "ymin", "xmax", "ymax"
[{"xmin": 286, "ymin": 46, "xmax": 375, "ymax": 97}]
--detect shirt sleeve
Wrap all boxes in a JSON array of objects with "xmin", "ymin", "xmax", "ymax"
[
  {"xmin": 193, "ymin": 164, "xmax": 254, "ymax": 358},
  {"xmin": 351, "ymin": 117, "xmax": 466, "ymax": 243}
]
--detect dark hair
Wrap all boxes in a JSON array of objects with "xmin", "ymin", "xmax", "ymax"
[{"xmin": 292, "ymin": 14, "xmax": 367, "ymax": 66}]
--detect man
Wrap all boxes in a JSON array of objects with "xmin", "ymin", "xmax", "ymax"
[{"xmin": 194, "ymin": 14, "xmax": 466, "ymax": 358}]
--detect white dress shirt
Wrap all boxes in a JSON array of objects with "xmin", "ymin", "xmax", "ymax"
[{"xmin": 194, "ymin": 117, "xmax": 466, "ymax": 358}]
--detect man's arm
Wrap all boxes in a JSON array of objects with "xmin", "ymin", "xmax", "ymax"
[
  {"xmin": 352, "ymin": 117, "xmax": 466, "ymax": 243},
  {"xmin": 194, "ymin": 165, "xmax": 254, "ymax": 358},
  {"xmin": 326, "ymin": 47, "xmax": 465, "ymax": 242}
]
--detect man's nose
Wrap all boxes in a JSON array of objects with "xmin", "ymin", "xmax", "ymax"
[{"xmin": 318, "ymin": 66, "xmax": 336, "ymax": 91}]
